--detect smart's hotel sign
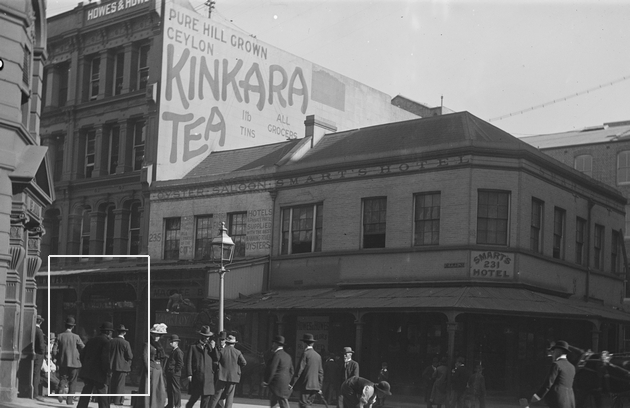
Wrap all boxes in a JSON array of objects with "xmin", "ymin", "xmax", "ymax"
[
  {"xmin": 85, "ymin": 0, "xmax": 151, "ymax": 23},
  {"xmin": 156, "ymin": 0, "xmax": 416, "ymax": 182},
  {"xmin": 470, "ymin": 251, "xmax": 514, "ymax": 279}
]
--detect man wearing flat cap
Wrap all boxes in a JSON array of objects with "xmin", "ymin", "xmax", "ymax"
[
  {"xmin": 54, "ymin": 316, "xmax": 84, "ymax": 405},
  {"xmin": 290, "ymin": 333, "xmax": 323, "ymax": 408},
  {"xmin": 185, "ymin": 326, "xmax": 219, "ymax": 408},
  {"xmin": 210, "ymin": 334, "xmax": 247, "ymax": 408},
  {"xmin": 77, "ymin": 322, "xmax": 113, "ymax": 408},
  {"xmin": 339, "ymin": 376, "xmax": 391, "ymax": 408},
  {"xmin": 531, "ymin": 340, "xmax": 576, "ymax": 408},
  {"xmin": 109, "ymin": 324, "xmax": 133, "ymax": 406},
  {"xmin": 263, "ymin": 335, "xmax": 294, "ymax": 408}
]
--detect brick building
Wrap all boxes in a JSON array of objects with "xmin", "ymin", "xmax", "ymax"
[
  {"xmin": 0, "ymin": 0, "xmax": 52, "ymax": 401},
  {"xmin": 148, "ymin": 111, "xmax": 630, "ymax": 396}
]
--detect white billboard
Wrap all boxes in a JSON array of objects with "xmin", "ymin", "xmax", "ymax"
[{"xmin": 157, "ymin": 0, "xmax": 417, "ymax": 181}]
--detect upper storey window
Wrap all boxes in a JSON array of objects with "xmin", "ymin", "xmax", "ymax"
[
  {"xmin": 618, "ymin": 151, "xmax": 630, "ymax": 184},
  {"xmin": 414, "ymin": 193, "xmax": 440, "ymax": 246},
  {"xmin": 574, "ymin": 155, "xmax": 592, "ymax": 177},
  {"xmin": 281, "ymin": 204, "xmax": 322, "ymax": 255},
  {"xmin": 477, "ymin": 190, "xmax": 509, "ymax": 245},
  {"xmin": 89, "ymin": 56, "xmax": 100, "ymax": 101},
  {"xmin": 362, "ymin": 197, "xmax": 387, "ymax": 249}
]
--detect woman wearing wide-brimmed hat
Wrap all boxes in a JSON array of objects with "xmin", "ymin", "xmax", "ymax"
[{"xmin": 134, "ymin": 323, "xmax": 168, "ymax": 408}]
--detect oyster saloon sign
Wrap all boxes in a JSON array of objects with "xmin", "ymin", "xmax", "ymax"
[{"xmin": 470, "ymin": 251, "xmax": 514, "ymax": 279}]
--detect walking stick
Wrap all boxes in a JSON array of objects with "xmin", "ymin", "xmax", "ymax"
[{"xmin": 317, "ymin": 390, "xmax": 330, "ymax": 408}]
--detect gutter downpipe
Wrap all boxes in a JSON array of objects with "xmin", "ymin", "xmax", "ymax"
[{"xmin": 585, "ymin": 199, "xmax": 595, "ymax": 302}]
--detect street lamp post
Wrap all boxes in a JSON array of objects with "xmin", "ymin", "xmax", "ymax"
[{"xmin": 211, "ymin": 222, "xmax": 235, "ymax": 333}]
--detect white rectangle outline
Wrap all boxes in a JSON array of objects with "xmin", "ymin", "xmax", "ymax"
[{"xmin": 47, "ymin": 255, "xmax": 151, "ymax": 397}]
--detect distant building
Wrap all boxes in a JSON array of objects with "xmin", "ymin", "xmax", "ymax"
[
  {"xmin": 149, "ymin": 111, "xmax": 630, "ymax": 395},
  {"xmin": 0, "ymin": 0, "xmax": 52, "ymax": 402}
]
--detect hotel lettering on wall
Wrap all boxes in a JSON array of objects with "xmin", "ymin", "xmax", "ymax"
[{"xmin": 470, "ymin": 251, "xmax": 514, "ymax": 279}]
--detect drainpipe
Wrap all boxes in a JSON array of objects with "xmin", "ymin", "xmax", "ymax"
[
  {"xmin": 266, "ymin": 190, "xmax": 277, "ymax": 292},
  {"xmin": 585, "ymin": 200, "xmax": 595, "ymax": 301}
]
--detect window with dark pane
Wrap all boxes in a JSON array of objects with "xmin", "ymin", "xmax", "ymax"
[
  {"xmin": 476, "ymin": 190, "xmax": 509, "ymax": 245},
  {"xmin": 228, "ymin": 212, "xmax": 247, "ymax": 258},
  {"xmin": 195, "ymin": 215, "xmax": 213, "ymax": 260},
  {"xmin": 414, "ymin": 193, "xmax": 440, "ymax": 246},
  {"xmin": 164, "ymin": 217, "xmax": 181, "ymax": 260}
]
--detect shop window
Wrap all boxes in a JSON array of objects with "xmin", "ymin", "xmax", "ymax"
[
  {"xmin": 281, "ymin": 203, "xmax": 322, "ymax": 254},
  {"xmin": 553, "ymin": 207, "xmax": 565, "ymax": 259},
  {"xmin": 477, "ymin": 190, "xmax": 509, "ymax": 245},
  {"xmin": 128, "ymin": 202, "xmax": 141, "ymax": 255},
  {"xmin": 575, "ymin": 217, "xmax": 586, "ymax": 265},
  {"xmin": 574, "ymin": 154, "xmax": 592, "ymax": 177},
  {"xmin": 85, "ymin": 129, "xmax": 96, "ymax": 178},
  {"xmin": 107, "ymin": 126, "xmax": 120, "ymax": 175},
  {"xmin": 362, "ymin": 197, "xmax": 386, "ymax": 249},
  {"xmin": 103, "ymin": 205, "xmax": 115, "ymax": 255},
  {"xmin": 414, "ymin": 192, "xmax": 440, "ymax": 246},
  {"xmin": 132, "ymin": 120, "xmax": 145, "ymax": 171},
  {"xmin": 81, "ymin": 207, "xmax": 91, "ymax": 256},
  {"xmin": 594, "ymin": 224, "xmax": 604, "ymax": 270},
  {"xmin": 164, "ymin": 218, "xmax": 181, "ymax": 260},
  {"xmin": 228, "ymin": 212, "xmax": 247, "ymax": 258},
  {"xmin": 194, "ymin": 215, "xmax": 213, "ymax": 260},
  {"xmin": 530, "ymin": 198, "xmax": 543, "ymax": 253},
  {"xmin": 618, "ymin": 151, "xmax": 630, "ymax": 184},
  {"xmin": 612, "ymin": 229, "xmax": 622, "ymax": 274}
]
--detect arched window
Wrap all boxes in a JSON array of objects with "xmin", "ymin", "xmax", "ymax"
[
  {"xmin": 574, "ymin": 155, "xmax": 592, "ymax": 177},
  {"xmin": 618, "ymin": 151, "xmax": 630, "ymax": 184}
]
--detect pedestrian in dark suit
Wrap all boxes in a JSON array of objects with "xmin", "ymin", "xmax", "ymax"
[
  {"xmin": 185, "ymin": 326, "xmax": 219, "ymax": 408},
  {"xmin": 32, "ymin": 315, "xmax": 46, "ymax": 401},
  {"xmin": 451, "ymin": 357, "xmax": 471, "ymax": 408},
  {"xmin": 77, "ymin": 322, "xmax": 113, "ymax": 408},
  {"xmin": 322, "ymin": 354, "xmax": 340, "ymax": 405},
  {"xmin": 531, "ymin": 340, "xmax": 576, "ymax": 408},
  {"xmin": 338, "ymin": 346, "xmax": 360, "ymax": 408},
  {"xmin": 165, "ymin": 334, "xmax": 184, "ymax": 408},
  {"xmin": 290, "ymin": 333, "xmax": 323, "ymax": 408},
  {"xmin": 109, "ymin": 324, "xmax": 133, "ymax": 405},
  {"xmin": 53, "ymin": 316, "xmax": 84, "ymax": 405},
  {"xmin": 209, "ymin": 334, "xmax": 247, "ymax": 408},
  {"xmin": 263, "ymin": 335, "xmax": 294, "ymax": 408},
  {"xmin": 339, "ymin": 377, "xmax": 391, "ymax": 408},
  {"xmin": 421, "ymin": 356, "xmax": 439, "ymax": 408}
]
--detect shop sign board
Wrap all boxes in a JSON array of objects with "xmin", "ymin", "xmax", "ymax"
[
  {"xmin": 470, "ymin": 251, "xmax": 514, "ymax": 279},
  {"xmin": 295, "ymin": 316, "xmax": 329, "ymax": 361}
]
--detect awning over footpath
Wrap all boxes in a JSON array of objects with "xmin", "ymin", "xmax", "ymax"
[{"xmin": 224, "ymin": 286, "xmax": 630, "ymax": 323}]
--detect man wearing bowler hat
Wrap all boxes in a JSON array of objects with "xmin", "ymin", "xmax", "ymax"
[
  {"xmin": 530, "ymin": 340, "xmax": 576, "ymax": 408},
  {"xmin": 109, "ymin": 324, "xmax": 133, "ymax": 406},
  {"xmin": 338, "ymin": 346, "xmax": 360, "ymax": 407},
  {"xmin": 77, "ymin": 322, "xmax": 113, "ymax": 408},
  {"xmin": 290, "ymin": 333, "xmax": 323, "ymax": 408},
  {"xmin": 339, "ymin": 376, "xmax": 391, "ymax": 408},
  {"xmin": 165, "ymin": 334, "xmax": 184, "ymax": 408},
  {"xmin": 185, "ymin": 325, "xmax": 219, "ymax": 408},
  {"xmin": 53, "ymin": 316, "xmax": 84, "ymax": 405},
  {"xmin": 263, "ymin": 335, "xmax": 294, "ymax": 408},
  {"xmin": 209, "ymin": 334, "xmax": 247, "ymax": 408}
]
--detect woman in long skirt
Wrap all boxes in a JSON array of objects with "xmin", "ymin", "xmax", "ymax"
[{"xmin": 135, "ymin": 323, "xmax": 168, "ymax": 408}]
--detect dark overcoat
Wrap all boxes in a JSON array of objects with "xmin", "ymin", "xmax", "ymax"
[
  {"xmin": 292, "ymin": 347, "xmax": 323, "ymax": 391},
  {"xmin": 216, "ymin": 344, "xmax": 247, "ymax": 383},
  {"xmin": 536, "ymin": 357, "xmax": 576, "ymax": 408},
  {"xmin": 265, "ymin": 348, "xmax": 294, "ymax": 398},
  {"xmin": 185, "ymin": 341, "xmax": 218, "ymax": 395},
  {"xmin": 109, "ymin": 336, "xmax": 133, "ymax": 372},
  {"xmin": 79, "ymin": 333, "xmax": 110, "ymax": 383},
  {"xmin": 339, "ymin": 359, "xmax": 360, "ymax": 387},
  {"xmin": 165, "ymin": 347, "xmax": 184, "ymax": 377}
]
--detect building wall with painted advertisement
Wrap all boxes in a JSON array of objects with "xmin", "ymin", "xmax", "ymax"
[{"xmin": 157, "ymin": 0, "xmax": 420, "ymax": 181}]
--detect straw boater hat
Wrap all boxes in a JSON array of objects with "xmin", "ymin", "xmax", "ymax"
[
  {"xmin": 226, "ymin": 335, "xmax": 237, "ymax": 344},
  {"xmin": 374, "ymin": 381, "xmax": 392, "ymax": 396},
  {"xmin": 343, "ymin": 347, "xmax": 354, "ymax": 354},
  {"xmin": 198, "ymin": 325, "xmax": 213, "ymax": 337},
  {"xmin": 150, "ymin": 323, "xmax": 168, "ymax": 335},
  {"xmin": 300, "ymin": 333, "xmax": 316, "ymax": 343}
]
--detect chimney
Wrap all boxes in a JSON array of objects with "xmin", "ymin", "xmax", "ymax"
[{"xmin": 304, "ymin": 115, "xmax": 337, "ymax": 148}]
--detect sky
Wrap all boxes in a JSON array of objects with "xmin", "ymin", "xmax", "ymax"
[{"xmin": 46, "ymin": 0, "xmax": 630, "ymax": 137}]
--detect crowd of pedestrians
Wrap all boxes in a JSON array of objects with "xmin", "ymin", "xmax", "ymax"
[{"xmin": 421, "ymin": 356, "xmax": 486, "ymax": 408}]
